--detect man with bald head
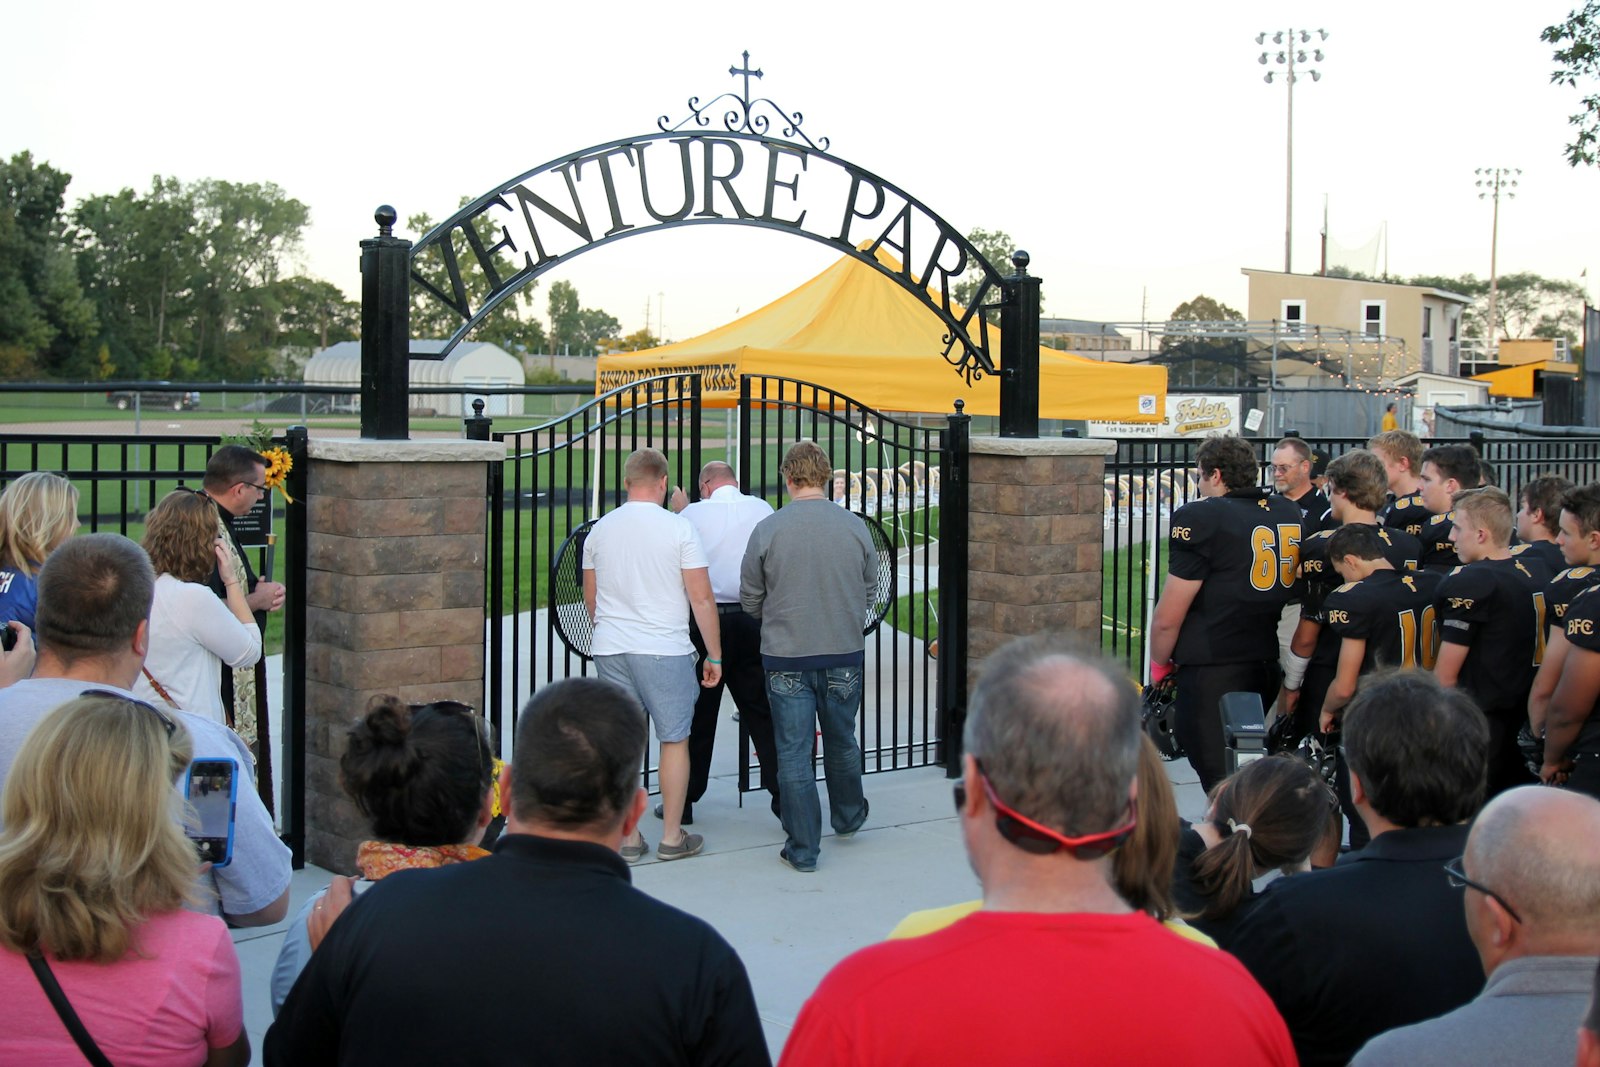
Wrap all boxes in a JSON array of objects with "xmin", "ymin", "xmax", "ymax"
[
  {"xmin": 668, "ymin": 460, "xmax": 778, "ymax": 824},
  {"xmin": 1354, "ymin": 786, "xmax": 1600, "ymax": 1065},
  {"xmin": 780, "ymin": 635, "xmax": 1296, "ymax": 1064}
]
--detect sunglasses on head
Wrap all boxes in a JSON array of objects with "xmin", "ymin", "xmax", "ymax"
[
  {"xmin": 954, "ymin": 758, "xmax": 1137, "ymax": 859},
  {"xmin": 415, "ymin": 700, "xmax": 492, "ymax": 779},
  {"xmin": 80, "ymin": 688, "xmax": 177, "ymax": 740}
]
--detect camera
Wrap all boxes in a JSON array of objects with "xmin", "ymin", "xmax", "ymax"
[{"xmin": 0, "ymin": 624, "xmax": 15, "ymax": 652}]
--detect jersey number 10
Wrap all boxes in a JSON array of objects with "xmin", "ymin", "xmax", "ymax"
[{"xmin": 1249, "ymin": 524, "xmax": 1302, "ymax": 592}]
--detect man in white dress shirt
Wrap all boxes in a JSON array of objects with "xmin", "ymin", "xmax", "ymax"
[{"xmin": 669, "ymin": 461, "xmax": 779, "ymax": 825}]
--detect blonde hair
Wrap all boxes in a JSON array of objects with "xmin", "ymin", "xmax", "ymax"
[
  {"xmin": 0, "ymin": 695, "xmax": 195, "ymax": 962},
  {"xmin": 622, "ymin": 448, "xmax": 668, "ymax": 487},
  {"xmin": 1453, "ymin": 487, "xmax": 1514, "ymax": 547},
  {"xmin": 143, "ymin": 490, "xmax": 217, "ymax": 584},
  {"xmin": 1113, "ymin": 734, "xmax": 1182, "ymax": 921},
  {"xmin": 0, "ymin": 473, "xmax": 79, "ymax": 578},
  {"xmin": 780, "ymin": 441, "xmax": 833, "ymax": 490}
]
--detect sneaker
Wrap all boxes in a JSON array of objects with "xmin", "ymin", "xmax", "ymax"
[
  {"xmin": 778, "ymin": 847, "xmax": 816, "ymax": 873},
  {"xmin": 653, "ymin": 801, "xmax": 694, "ymax": 826},
  {"xmin": 620, "ymin": 835, "xmax": 649, "ymax": 864},
  {"xmin": 836, "ymin": 799, "xmax": 870, "ymax": 839},
  {"xmin": 656, "ymin": 832, "xmax": 704, "ymax": 861}
]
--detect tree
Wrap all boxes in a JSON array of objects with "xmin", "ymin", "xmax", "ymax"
[
  {"xmin": 575, "ymin": 307, "xmax": 621, "ymax": 356},
  {"xmin": 950, "ymin": 227, "xmax": 1046, "ymax": 315},
  {"xmin": 0, "ymin": 152, "xmax": 97, "ymax": 378},
  {"xmin": 546, "ymin": 279, "xmax": 581, "ymax": 354},
  {"xmin": 1543, "ymin": 4, "xmax": 1600, "ymax": 166},
  {"xmin": 601, "ymin": 327, "xmax": 660, "ymax": 353},
  {"xmin": 1156, "ymin": 295, "xmax": 1250, "ymax": 388},
  {"xmin": 408, "ymin": 205, "xmax": 545, "ymax": 355},
  {"xmin": 75, "ymin": 176, "xmax": 201, "ymax": 379}
]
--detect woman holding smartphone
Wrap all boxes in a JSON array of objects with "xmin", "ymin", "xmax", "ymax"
[
  {"xmin": 136, "ymin": 490, "xmax": 261, "ymax": 724},
  {"xmin": 0, "ymin": 692, "xmax": 250, "ymax": 1066}
]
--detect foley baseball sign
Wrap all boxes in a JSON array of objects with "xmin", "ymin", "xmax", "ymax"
[{"xmin": 1088, "ymin": 395, "xmax": 1241, "ymax": 438}]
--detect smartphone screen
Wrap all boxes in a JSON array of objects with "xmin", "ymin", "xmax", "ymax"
[{"xmin": 185, "ymin": 758, "xmax": 238, "ymax": 868}]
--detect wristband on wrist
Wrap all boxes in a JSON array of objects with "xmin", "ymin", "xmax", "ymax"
[
  {"xmin": 1282, "ymin": 650, "xmax": 1310, "ymax": 691},
  {"xmin": 706, "ymin": 657, "xmax": 722, "ymax": 664}
]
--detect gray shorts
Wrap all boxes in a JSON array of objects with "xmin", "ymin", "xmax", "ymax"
[{"xmin": 594, "ymin": 653, "xmax": 698, "ymax": 742}]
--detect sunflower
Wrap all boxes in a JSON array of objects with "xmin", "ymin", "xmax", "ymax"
[{"xmin": 261, "ymin": 446, "xmax": 295, "ymax": 502}]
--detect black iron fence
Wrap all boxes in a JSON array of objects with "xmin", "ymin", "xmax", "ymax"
[
  {"xmin": 483, "ymin": 374, "xmax": 704, "ymax": 749},
  {"xmin": 1101, "ymin": 433, "xmax": 1600, "ymax": 683},
  {"xmin": 0, "ymin": 428, "xmax": 310, "ymax": 865},
  {"xmin": 480, "ymin": 373, "xmax": 964, "ymax": 791}
]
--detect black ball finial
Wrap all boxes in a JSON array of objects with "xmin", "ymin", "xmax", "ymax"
[
  {"xmin": 954, "ymin": 399, "xmax": 965, "ymax": 414},
  {"xmin": 375, "ymin": 205, "xmax": 397, "ymax": 236},
  {"xmin": 1010, "ymin": 250, "xmax": 1031, "ymax": 274},
  {"xmin": 472, "ymin": 398, "xmax": 486, "ymax": 417}
]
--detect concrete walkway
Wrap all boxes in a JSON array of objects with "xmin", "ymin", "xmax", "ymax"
[{"xmin": 235, "ymin": 698, "xmax": 1211, "ymax": 1059}]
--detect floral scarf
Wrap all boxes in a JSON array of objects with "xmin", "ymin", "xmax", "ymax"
[{"xmin": 355, "ymin": 841, "xmax": 490, "ymax": 882}]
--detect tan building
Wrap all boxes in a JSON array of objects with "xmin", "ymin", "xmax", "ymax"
[
  {"xmin": 1242, "ymin": 269, "xmax": 1473, "ymax": 377},
  {"xmin": 1040, "ymin": 317, "xmax": 1131, "ymax": 359}
]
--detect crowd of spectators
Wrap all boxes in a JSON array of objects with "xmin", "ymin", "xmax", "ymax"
[{"xmin": 1, "ymin": 428, "xmax": 1599, "ymax": 1064}]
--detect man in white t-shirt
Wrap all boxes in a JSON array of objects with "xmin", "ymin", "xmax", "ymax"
[
  {"xmin": 668, "ymin": 461, "xmax": 778, "ymax": 825},
  {"xmin": 583, "ymin": 449, "xmax": 722, "ymax": 863}
]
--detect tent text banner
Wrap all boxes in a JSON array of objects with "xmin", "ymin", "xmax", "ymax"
[{"xmin": 410, "ymin": 132, "xmax": 1007, "ymax": 385}]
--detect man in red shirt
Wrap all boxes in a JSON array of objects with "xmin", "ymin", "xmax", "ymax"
[{"xmin": 779, "ymin": 635, "xmax": 1297, "ymax": 1067}]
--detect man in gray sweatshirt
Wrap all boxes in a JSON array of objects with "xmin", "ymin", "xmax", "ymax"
[{"xmin": 741, "ymin": 441, "xmax": 878, "ymax": 872}]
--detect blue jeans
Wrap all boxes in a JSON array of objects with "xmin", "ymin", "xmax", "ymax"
[{"xmin": 766, "ymin": 666, "xmax": 867, "ymax": 869}]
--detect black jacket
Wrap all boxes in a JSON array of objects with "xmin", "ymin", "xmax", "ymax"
[
  {"xmin": 266, "ymin": 834, "xmax": 771, "ymax": 1067},
  {"xmin": 1227, "ymin": 823, "xmax": 1483, "ymax": 1067}
]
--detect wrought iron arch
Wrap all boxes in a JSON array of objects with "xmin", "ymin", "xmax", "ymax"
[{"xmin": 411, "ymin": 131, "xmax": 1010, "ymax": 386}]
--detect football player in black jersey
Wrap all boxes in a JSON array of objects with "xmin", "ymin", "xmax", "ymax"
[
  {"xmin": 1417, "ymin": 444, "xmax": 1482, "ymax": 573},
  {"xmin": 1149, "ymin": 435, "xmax": 1302, "ymax": 792},
  {"xmin": 1369, "ymin": 429, "xmax": 1427, "ymax": 537},
  {"xmin": 1514, "ymin": 474, "xmax": 1573, "ymax": 573},
  {"xmin": 1276, "ymin": 450, "xmax": 1422, "ymax": 746},
  {"xmin": 1435, "ymin": 488, "xmax": 1553, "ymax": 796},
  {"xmin": 1536, "ymin": 484, "xmax": 1600, "ymax": 798},
  {"xmin": 1317, "ymin": 522, "xmax": 1444, "ymax": 849}
]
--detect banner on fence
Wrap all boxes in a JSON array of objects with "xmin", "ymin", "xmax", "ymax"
[{"xmin": 1088, "ymin": 395, "xmax": 1240, "ymax": 438}]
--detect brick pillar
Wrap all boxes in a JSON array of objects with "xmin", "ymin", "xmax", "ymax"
[
  {"xmin": 967, "ymin": 437, "xmax": 1116, "ymax": 665},
  {"xmin": 303, "ymin": 438, "xmax": 504, "ymax": 872}
]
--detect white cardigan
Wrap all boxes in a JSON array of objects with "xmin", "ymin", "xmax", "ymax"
[{"xmin": 134, "ymin": 574, "xmax": 261, "ymax": 724}]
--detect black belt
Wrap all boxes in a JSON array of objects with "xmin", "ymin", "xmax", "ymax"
[{"xmin": 716, "ymin": 603, "xmax": 745, "ymax": 615}]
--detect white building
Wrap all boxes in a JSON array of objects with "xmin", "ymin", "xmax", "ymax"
[{"xmin": 303, "ymin": 340, "xmax": 526, "ymax": 417}]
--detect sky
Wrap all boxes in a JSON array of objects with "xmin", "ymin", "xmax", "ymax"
[{"xmin": 6, "ymin": 0, "xmax": 1598, "ymax": 345}]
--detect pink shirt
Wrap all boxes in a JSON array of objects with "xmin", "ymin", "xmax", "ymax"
[{"xmin": 0, "ymin": 908, "xmax": 243, "ymax": 1066}]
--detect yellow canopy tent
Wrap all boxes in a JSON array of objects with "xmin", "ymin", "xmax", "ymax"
[{"xmin": 594, "ymin": 251, "xmax": 1165, "ymax": 421}]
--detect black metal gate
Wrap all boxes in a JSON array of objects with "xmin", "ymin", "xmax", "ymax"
[{"xmin": 482, "ymin": 373, "xmax": 968, "ymax": 787}]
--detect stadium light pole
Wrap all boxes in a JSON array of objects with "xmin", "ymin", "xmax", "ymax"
[
  {"xmin": 1475, "ymin": 167, "xmax": 1520, "ymax": 359},
  {"xmin": 1258, "ymin": 29, "xmax": 1328, "ymax": 274}
]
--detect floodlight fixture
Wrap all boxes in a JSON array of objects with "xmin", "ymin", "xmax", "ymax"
[
  {"xmin": 1256, "ymin": 32, "xmax": 1266, "ymax": 44},
  {"xmin": 1476, "ymin": 167, "xmax": 1522, "ymax": 360}
]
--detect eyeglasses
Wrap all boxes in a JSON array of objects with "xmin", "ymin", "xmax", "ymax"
[
  {"xmin": 953, "ymin": 759, "xmax": 1137, "ymax": 859},
  {"xmin": 1443, "ymin": 855, "xmax": 1523, "ymax": 923},
  {"xmin": 238, "ymin": 481, "xmax": 267, "ymax": 494},
  {"xmin": 80, "ymin": 688, "xmax": 177, "ymax": 740},
  {"xmin": 1271, "ymin": 462, "xmax": 1306, "ymax": 474}
]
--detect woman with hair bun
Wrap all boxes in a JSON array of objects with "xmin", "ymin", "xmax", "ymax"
[
  {"xmin": 0, "ymin": 471, "xmax": 79, "ymax": 630},
  {"xmin": 0, "ymin": 692, "xmax": 250, "ymax": 1066},
  {"xmin": 1173, "ymin": 755, "xmax": 1336, "ymax": 947},
  {"xmin": 270, "ymin": 695, "xmax": 497, "ymax": 1015}
]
